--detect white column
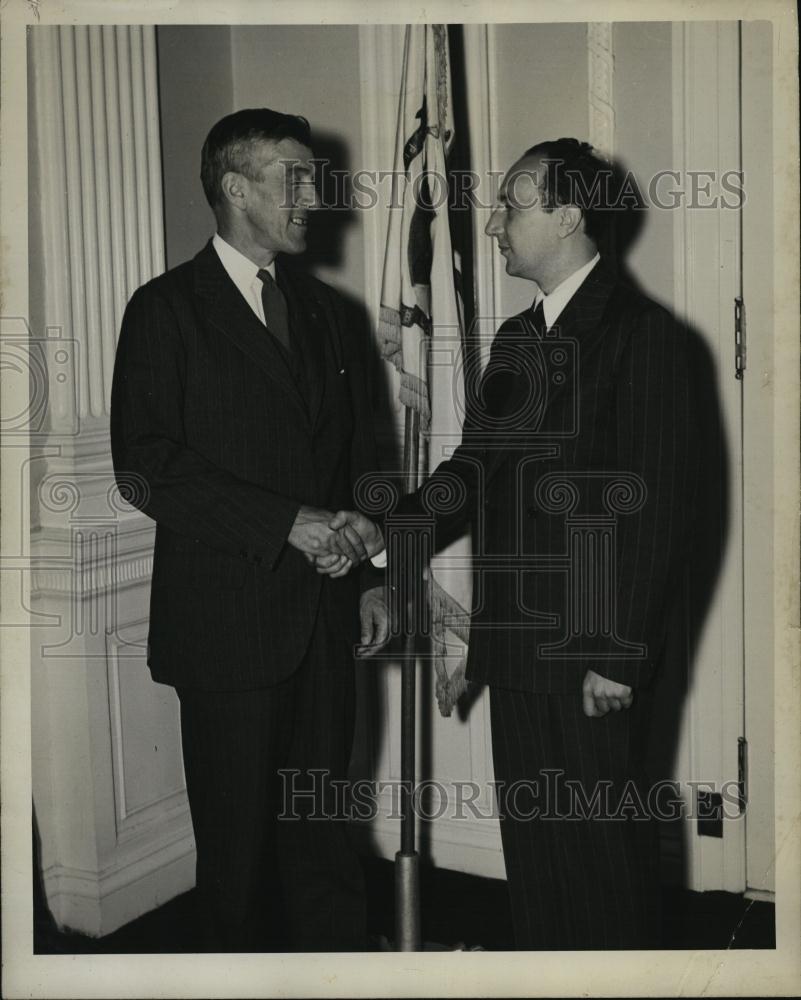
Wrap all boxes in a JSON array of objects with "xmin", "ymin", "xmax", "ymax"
[
  {"xmin": 33, "ymin": 25, "xmax": 165, "ymax": 428},
  {"xmin": 29, "ymin": 25, "xmax": 192, "ymax": 936}
]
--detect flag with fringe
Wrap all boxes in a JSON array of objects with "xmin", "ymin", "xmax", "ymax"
[{"xmin": 379, "ymin": 24, "xmax": 472, "ymax": 717}]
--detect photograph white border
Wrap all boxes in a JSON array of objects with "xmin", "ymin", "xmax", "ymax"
[{"xmin": 2, "ymin": 1, "xmax": 798, "ymax": 996}]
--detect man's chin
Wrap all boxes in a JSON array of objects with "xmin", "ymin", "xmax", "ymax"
[
  {"xmin": 504, "ymin": 257, "xmax": 533, "ymax": 281},
  {"xmin": 277, "ymin": 249, "xmax": 305, "ymax": 259}
]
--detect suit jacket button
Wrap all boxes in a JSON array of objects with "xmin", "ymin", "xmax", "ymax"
[{"xmin": 526, "ymin": 505, "xmax": 538, "ymax": 519}]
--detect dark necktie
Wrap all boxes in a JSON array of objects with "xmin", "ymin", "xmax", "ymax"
[
  {"xmin": 257, "ymin": 268, "xmax": 291, "ymax": 355},
  {"xmin": 529, "ymin": 299, "xmax": 547, "ymax": 338}
]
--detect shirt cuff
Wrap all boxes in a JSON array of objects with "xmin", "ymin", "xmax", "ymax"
[{"xmin": 370, "ymin": 549, "xmax": 388, "ymax": 568}]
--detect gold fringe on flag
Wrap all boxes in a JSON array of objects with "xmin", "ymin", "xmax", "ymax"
[{"xmin": 428, "ymin": 573, "xmax": 471, "ymax": 717}]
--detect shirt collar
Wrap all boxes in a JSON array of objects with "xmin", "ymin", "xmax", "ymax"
[
  {"xmin": 212, "ymin": 232, "xmax": 276, "ymax": 288},
  {"xmin": 535, "ymin": 252, "xmax": 601, "ymax": 330}
]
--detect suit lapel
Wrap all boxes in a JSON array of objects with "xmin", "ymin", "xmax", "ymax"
[
  {"xmin": 193, "ymin": 242, "xmax": 310, "ymax": 423},
  {"xmin": 482, "ymin": 258, "xmax": 619, "ymax": 483},
  {"xmin": 531, "ymin": 258, "xmax": 617, "ymax": 415},
  {"xmin": 278, "ymin": 262, "xmax": 330, "ymax": 431}
]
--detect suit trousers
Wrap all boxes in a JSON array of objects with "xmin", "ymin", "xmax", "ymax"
[
  {"xmin": 177, "ymin": 603, "xmax": 367, "ymax": 952},
  {"xmin": 490, "ymin": 686, "xmax": 661, "ymax": 950}
]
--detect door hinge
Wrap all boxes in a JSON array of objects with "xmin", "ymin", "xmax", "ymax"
[
  {"xmin": 737, "ymin": 735, "xmax": 749, "ymax": 814},
  {"xmin": 734, "ymin": 296, "xmax": 746, "ymax": 379}
]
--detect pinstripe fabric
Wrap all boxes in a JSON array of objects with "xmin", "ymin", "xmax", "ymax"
[
  {"xmin": 399, "ymin": 257, "xmax": 700, "ymax": 693},
  {"xmin": 110, "ymin": 241, "xmax": 379, "ymax": 950},
  {"xmin": 110, "ymin": 241, "xmax": 379, "ymax": 691},
  {"xmin": 395, "ymin": 257, "xmax": 698, "ymax": 949},
  {"xmin": 491, "ymin": 686, "xmax": 660, "ymax": 950},
  {"xmin": 178, "ymin": 608, "xmax": 366, "ymax": 951}
]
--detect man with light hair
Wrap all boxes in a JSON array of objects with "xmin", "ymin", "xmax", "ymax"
[{"xmin": 112, "ymin": 108, "xmax": 388, "ymax": 951}]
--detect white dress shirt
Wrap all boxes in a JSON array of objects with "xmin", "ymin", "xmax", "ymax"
[
  {"xmin": 212, "ymin": 232, "xmax": 276, "ymax": 325},
  {"xmin": 534, "ymin": 252, "xmax": 601, "ymax": 330}
]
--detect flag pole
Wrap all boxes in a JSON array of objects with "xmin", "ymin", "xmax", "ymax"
[
  {"xmin": 380, "ymin": 22, "xmax": 464, "ymax": 953},
  {"xmin": 395, "ymin": 404, "xmax": 421, "ymax": 952}
]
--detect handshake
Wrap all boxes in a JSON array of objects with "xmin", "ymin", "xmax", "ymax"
[{"xmin": 287, "ymin": 505, "xmax": 385, "ymax": 578}]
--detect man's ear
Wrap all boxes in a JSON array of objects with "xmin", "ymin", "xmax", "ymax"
[
  {"xmin": 558, "ymin": 204, "xmax": 584, "ymax": 238},
  {"xmin": 219, "ymin": 171, "xmax": 247, "ymax": 212}
]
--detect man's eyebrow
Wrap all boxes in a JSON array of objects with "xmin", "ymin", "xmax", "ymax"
[{"xmin": 278, "ymin": 159, "xmax": 312, "ymax": 173}]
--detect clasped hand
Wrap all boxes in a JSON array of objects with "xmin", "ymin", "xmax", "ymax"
[{"xmin": 287, "ymin": 506, "xmax": 384, "ymax": 578}]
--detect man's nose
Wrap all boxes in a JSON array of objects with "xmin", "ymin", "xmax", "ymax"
[
  {"xmin": 485, "ymin": 209, "xmax": 502, "ymax": 237},
  {"xmin": 299, "ymin": 184, "xmax": 320, "ymax": 210}
]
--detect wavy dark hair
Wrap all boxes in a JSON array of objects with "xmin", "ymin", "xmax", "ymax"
[{"xmin": 521, "ymin": 138, "xmax": 619, "ymax": 246}]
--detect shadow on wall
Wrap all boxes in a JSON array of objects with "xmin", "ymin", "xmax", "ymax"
[
  {"xmin": 603, "ymin": 160, "xmax": 731, "ymax": 890},
  {"xmin": 303, "ymin": 130, "xmax": 358, "ymax": 274},
  {"xmin": 289, "ymin": 133, "xmax": 400, "ymax": 850}
]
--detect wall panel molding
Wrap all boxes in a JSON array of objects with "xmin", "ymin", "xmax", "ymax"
[
  {"xmin": 31, "ymin": 552, "xmax": 153, "ymax": 599},
  {"xmin": 463, "ymin": 23, "xmax": 501, "ymax": 361},
  {"xmin": 43, "ymin": 828, "xmax": 195, "ymax": 937},
  {"xmin": 106, "ymin": 623, "xmax": 187, "ymax": 837},
  {"xmin": 588, "ymin": 22, "xmax": 615, "ymax": 156}
]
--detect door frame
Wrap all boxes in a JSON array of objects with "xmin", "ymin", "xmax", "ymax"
[
  {"xmin": 740, "ymin": 18, "xmax": 776, "ymax": 899},
  {"xmin": 671, "ymin": 19, "xmax": 746, "ymax": 893}
]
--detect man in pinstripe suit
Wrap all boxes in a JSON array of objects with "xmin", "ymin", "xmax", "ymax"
[
  {"xmin": 111, "ymin": 108, "xmax": 388, "ymax": 952},
  {"xmin": 334, "ymin": 139, "xmax": 700, "ymax": 949}
]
